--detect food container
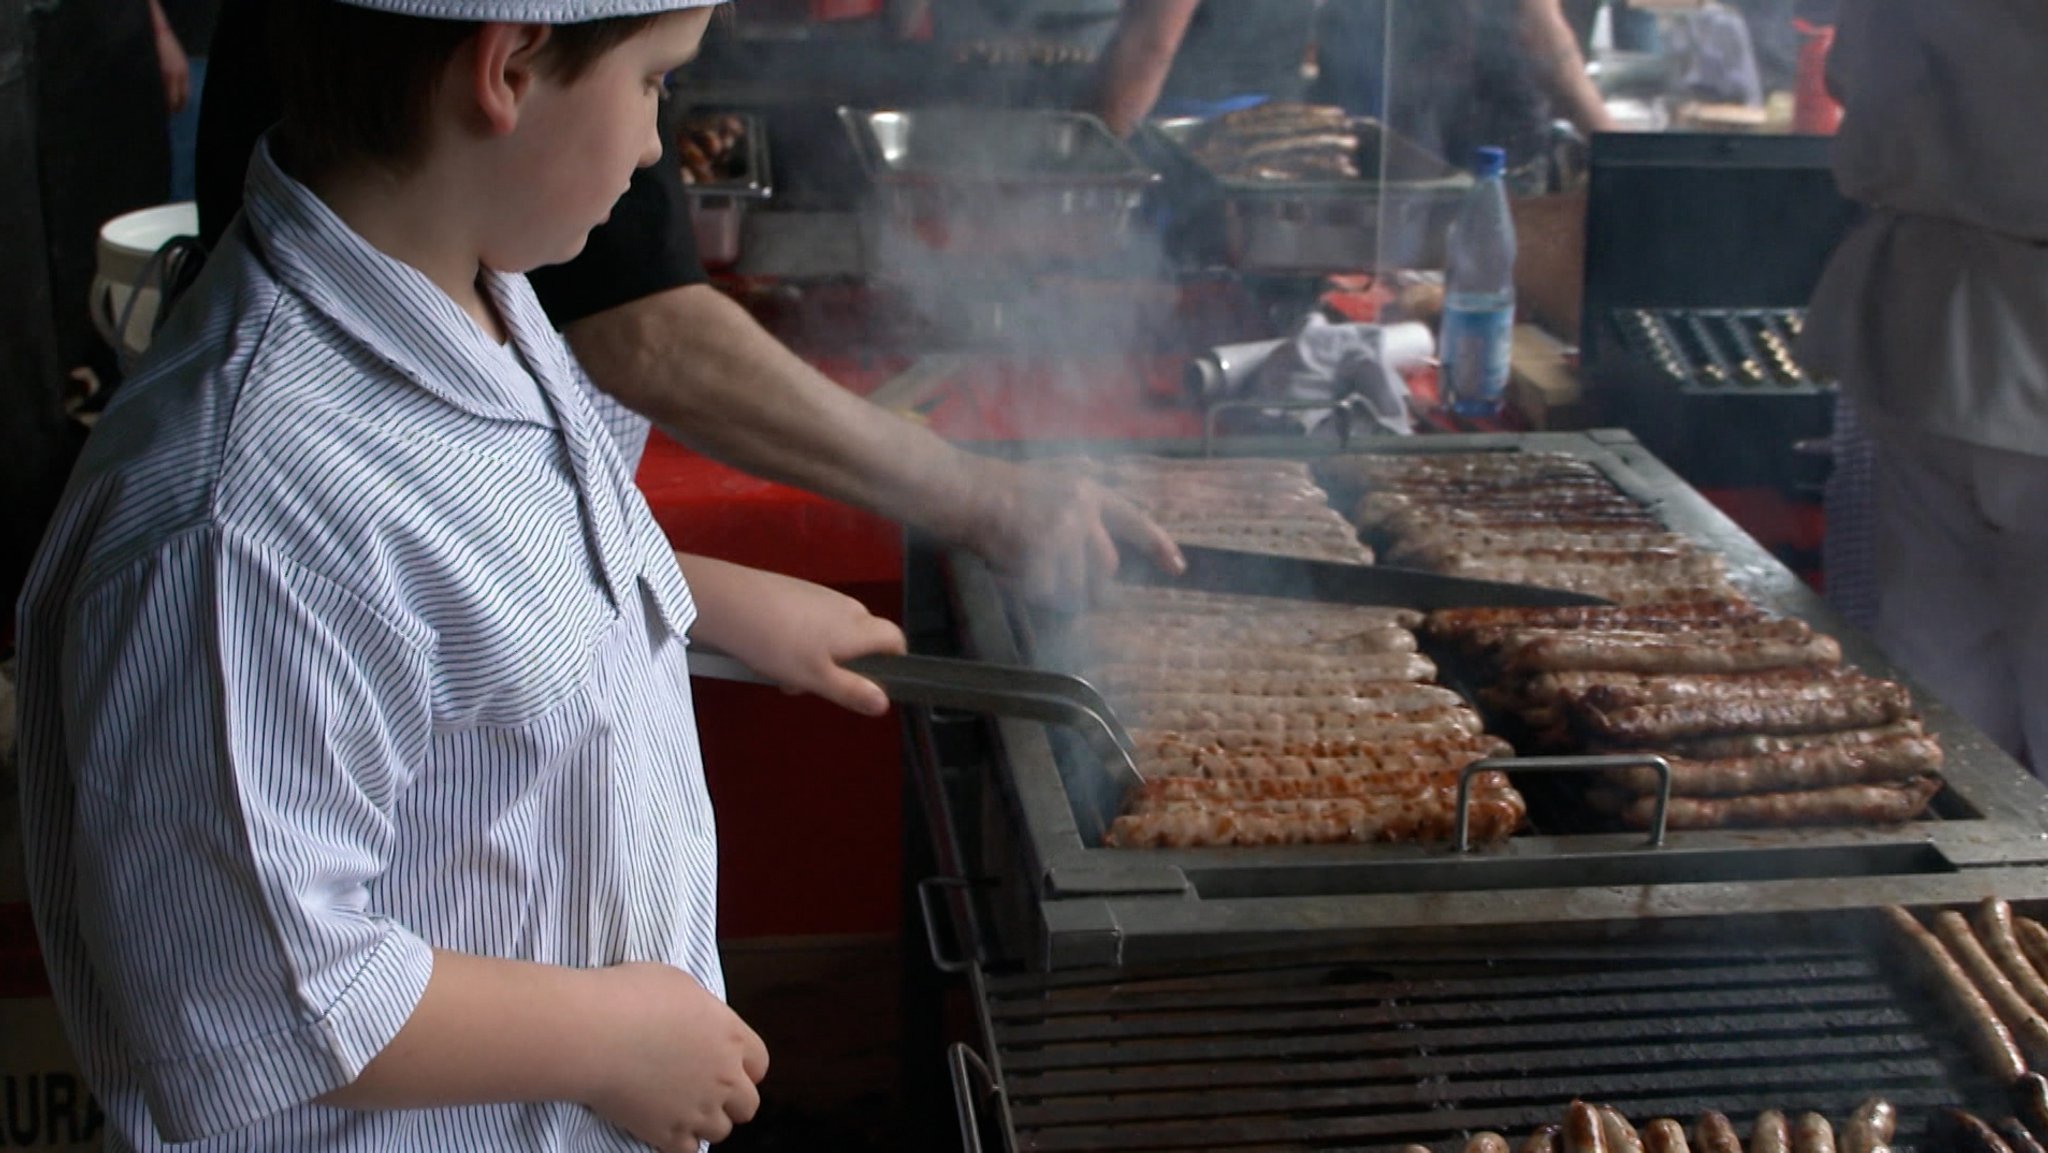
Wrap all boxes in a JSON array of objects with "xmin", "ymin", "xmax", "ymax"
[
  {"xmin": 677, "ymin": 110, "xmax": 772, "ymax": 269},
  {"xmin": 837, "ymin": 106, "xmax": 1159, "ymax": 276},
  {"xmin": 1147, "ymin": 115, "xmax": 1470, "ymax": 274}
]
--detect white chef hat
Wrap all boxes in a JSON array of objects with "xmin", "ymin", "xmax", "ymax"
[{"xmin": 333, "ymin": 0, "xmax": 725, "ymax": 19}]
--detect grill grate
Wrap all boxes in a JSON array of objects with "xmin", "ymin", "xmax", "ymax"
[{"xmin": 969, "ymin": 942, "xmax": 2000, "ymax": 1153}]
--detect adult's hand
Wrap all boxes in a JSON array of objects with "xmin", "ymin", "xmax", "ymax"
[{"xmin": 962, "ymin": 458, "xmax": 1184, "ymax": 609}]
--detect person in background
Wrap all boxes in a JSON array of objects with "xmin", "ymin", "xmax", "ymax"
[
  {"xmin": 148, "ymin": 0, "xmax": 220, "ymax": 200},
  {"xmin": 19, "ymin": 0, "xmax": 914, "ymax": 1145},
  {"xmin": 1086, "ymin": 0, "xmax": 1318, "ymax": 137},
  {"xmin": 1313, "ymin": 0, "xmax": 1614, "ymax": 188},
  {"xmin": 196, "ymin": 1, "xmax": 1183, "ymax": 611},
  {"xmin": 1803, "ymin": 0, "xmax": 2048, "ymax": 771}
]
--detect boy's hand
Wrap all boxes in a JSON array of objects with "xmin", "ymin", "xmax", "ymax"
[
  {"xmin": 582, "ymin": 963, "xmax": 769, "ymax": 1150},
  {"xmin": 687, "ymin": 563, "xmax": 907, "ymax": 717}
]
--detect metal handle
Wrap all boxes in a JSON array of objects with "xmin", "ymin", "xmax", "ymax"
[
  {"xmin": 1455, "ymin": 753, "xmax": 1673, "ymax": 852},
  {"xmin": 1202, "ymin": 394, "xmax": 1374, "ymax": 457},
  {"xmin": 917, "ymin": 875, "xmax": 980, "ymax": 976},
  {"xmin": 949, "ymin": 1043, "xmax": 998, "ymax": 1153}
]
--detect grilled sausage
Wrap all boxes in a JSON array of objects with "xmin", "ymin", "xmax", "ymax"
[
  {"xmin": 1934, "ymin": 910, "xmax": 2048, "ymax": 1068},
  {"xmin": 1119, "ymin": 685, "xmax": 1464, "ymax": 716},
  {"xmin": 1697, "ymin": 1112, "xmax": 1745, "ymax": 1153},
  {"xmin": 1132, "ymin": 768, "xmax": 1515, "ymax": 805},
  {"xmin": 1607, "ymin": 736, "xmax": 1945, "ymax": 797},
  {"xmin": 1426, "ymin": 600, "xmax": 1766, "ymax": 639},
  {"xmin": 1499, "ymin": 624, "xmax": 1840, "ymax": 676},
  {"xmin": 1080, "ymin": 621, "xmax": 1413, "ymax": 654},
  {"xmin": 1102, "ymin": 788, "xmax": 1526, "ymax": 848},
  {"xmin": 2016, "ymin": 1074, "xmax": 2048, "ymax": 1138},
  {"xmin": 1566, "ymin": 1102, "xmax": 1610, "ymax": 1153},
  {"xmin": 1133, "ymin": 734, "xmax": 1511, "ymax": 779},
  {"xmin": 1751, "ymin": 1111, "xmax": 1791, "ymax": 1153},
  {"xmin": 1839, "ymin": 1098, "xmax": 1896, "ymax": 1153},
  {"xmin": 1673, "ymin": 722, "xmax": 1926, "ymax": 761},
  {"xmin": 1997, "ymin": 1118, "xmax": 2047, "ymax": 1153},
  {"xmin": 1583, "ymin": 688, "xmax": 1916, "ymax": 744},
  {"xmin": 1523, "ymin": 1124, "xmax": 1565, "ymax": 1153},
  {"xmin": 1401, "ymin": 1146, "xmax": 1435, "ymax": 1153},
  {"xmin": 1934, "ymin": 1109, "xmax": 2017, "ymax": 1153},
  {"xmin": 1533, "ymin": 668, "xmax": 1860, "ymax": 707},
  {"xmin": 1622, "ymin": 778, "xmax": 1942, "ymax": 830},
  {"xmin": 1792, "ymin": 1113, "xmax": 1837, "ymax": 1153},
  {"xmin": 1091, "ymin": 646, "xmax": 1436, "ymax": 678},
  {"xmin": 1601, "ymin": 1108, "xmax": 1647, "ymax": 1153},
  {"xmin": 1886, "ymin": 905, "xmax": 2029, "ymax": 1082},
  {"xmin": 1645, "ymin": 1119, "xmax": 1693, "ymax": 1153},
  {"xmin": 1467, "ymin": 1133, "xmax": 1513, "ymax": 1153},
  {"xmin": 1981, "ymin": 900, "xmax": 2048, "ymax": 1021},
  {"xmin": 2015, "ymin": 919, "xmax": 2048, "ymax": 981},
  {"xmin": 1128, "ymin": 705, "xmax": 1481, "ymax": 740}
]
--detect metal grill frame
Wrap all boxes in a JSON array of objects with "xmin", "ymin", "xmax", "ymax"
[
  {"xmin": 925, "ymin": 430, "xmax": 2048, "ymax": 971},
  {"xmin": 948, "ymin": 913, "xmax": 2018, "ymax": 1153}
]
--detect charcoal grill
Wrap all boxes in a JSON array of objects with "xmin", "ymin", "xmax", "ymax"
[
  {"xmin": 907, "ymin": 431, "xmax": 2048, "ymax": 973},
  {"xmin": 944, "ymin": 918, "xmax": 2013, "ymax": 1153}
]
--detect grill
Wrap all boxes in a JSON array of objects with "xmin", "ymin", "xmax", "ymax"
[
  {"xmin": 904, "ymin": 432, "xmax": 2048, "ymax": 1152},
  {"xmin": 949, "ymin": 924, "xmax": 2007, "ymax": 1153},
  {"xmin": 915, "ymin": 431, "xmax": 2048, "ymax": 972}
]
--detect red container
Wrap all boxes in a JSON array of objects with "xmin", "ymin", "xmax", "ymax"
[{"xmin": 1793, "ymin": 20, "xmax": 1843, "ymax": 135}]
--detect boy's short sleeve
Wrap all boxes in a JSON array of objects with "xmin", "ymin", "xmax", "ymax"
[{"xmin": 60, "ymin": 527, "xmax": 437, "ymax": 1143}]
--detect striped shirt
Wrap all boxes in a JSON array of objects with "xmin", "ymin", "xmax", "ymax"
[{"xmin": 14, "ymin": 140, "xmax": 722, "ymax": 1150}]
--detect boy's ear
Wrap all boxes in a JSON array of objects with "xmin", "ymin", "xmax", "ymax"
[{"xmin": 470, "ymin": 23, "xmax": 553, "ymax": 136}]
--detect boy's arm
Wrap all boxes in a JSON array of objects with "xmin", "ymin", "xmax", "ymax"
[
  {"xmin": 676, "ymin": 552, "xmax": 908, "ymax": 717},
  {"xmin": 321, "ymin": 952, "xmax": 768, "ymax": 1150}
]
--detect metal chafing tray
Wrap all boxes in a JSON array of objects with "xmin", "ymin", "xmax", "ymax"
[
  {"xmin": 838, "ymin": 106, "xmax": 1159, "ymax": 274},
  {"xmin": 913, "ymin": 430, "xmax": 2048, "ymax": 970},
  {"xmin": 1145, "ymin": 115, "xmax": 1470, "ymax": 273},
  {"xmin": 676, "ymin": 108, "xmax": 772, "ymax": 268}
]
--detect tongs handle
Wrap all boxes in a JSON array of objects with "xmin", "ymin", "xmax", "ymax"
[
  {"xmin": 1454, "ymin": 754, "xmax": 1673, "ymax": 852},
  {"xmin": 686, "ymin": 649, "xmax": 1144, "ymax": 789}
]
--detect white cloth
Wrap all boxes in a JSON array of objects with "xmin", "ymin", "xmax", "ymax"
[
  {"xmin": 1247, "ymin": 314, "xmax": 1428, "ymax": 437},
  {"xmin": 1866, "ymin": 413, "xmax": 2048, "ymax": 769},
  {"xmin": 15, "ymin": 140, "xmax": 722, "ymax": 1149},
  {"xmin": 1805, "ymin": 0, "xmax": 2048, "ymax": 456}
]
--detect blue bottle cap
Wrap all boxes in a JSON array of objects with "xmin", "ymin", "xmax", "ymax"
[{"xmin": 1474, "ymin": 146, "xmax": 1507, "ymax": 178}]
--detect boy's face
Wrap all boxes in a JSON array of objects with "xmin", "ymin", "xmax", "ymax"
[{"xmin": 481, "ymin": 9, "xmax": 714, "ymax": 273}]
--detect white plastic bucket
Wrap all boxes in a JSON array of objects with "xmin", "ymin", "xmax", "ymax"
[{"xmin": 89, "ymin": 201, "xmax": 199, "ymax": 365}]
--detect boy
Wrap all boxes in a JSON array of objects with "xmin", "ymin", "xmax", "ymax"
[{"xmin": 12, "ymin": 0, "xmax": 907, "ymax": 1148}]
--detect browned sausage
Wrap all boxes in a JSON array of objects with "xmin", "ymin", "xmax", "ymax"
[
  {"xmin": 1751, "ymin": 1110, "xmax": 1791, "ymax": 1153},
  {"xmin": 1566, "ymin": 1102, "xmax": 1610, "ymax": 1153},
  {"xmin": 1839, "ymin": 1098, "xmax": 1896, "ymax": 1153},
  {"xmin": 1602, "ymin": 1108, "xmax": 1646, "ymax": 1153},
  {"xmin": 1886, "ymin": 905, "xmax": 2029, "ymax": 1082},
  {"xmin": 1697, "ymin": 1112, "xmax": 1744, "ymax": 1153},
  {"xmin": 1935, "ymin": 909, "xmax": 2048, "ymax": 1068},
  {"xmin": 1645, "ymin": 1119, "xmax": 1693, "ymax": 1153},
  {"xmin": 1934, "ymin": 1108, "xmax": 2016, "ymax": 1153},
  {"xmin": 1996, "ymin": 1118, "xmax": 2047, "ymax": 1153},
  {"xmin": 1583, "ymin": 689, "xmax": 1914, "ymax": 744},
  {"xmin": 1792, "ymin": 1113, "xmax": 1837, "ymax": 1153},
  {"xmin": 2015, "ymin": 1074, "xmax": 2048, "ymax": 1138},
  {"xmin": 1608, "ymin": 735, "xmax": 1945, "ymax": 797},
  {"xmin": 2015, "ymin": 918, "xmax": 2048, "ymax": 981},
  {"xmin": 1522, "ymin": 1124, "xmax": 1564, "ymax": 1153},
  {"xmin": 1621, "ymin": 779, "xmax": 1942, "ymax": 830},
  {"xmin": 1986, "ymin": 902, "xmax": 2048, "ymax": 1021},
  {"xmin": 1467, "ymin": 1133, "xmax": 1512, "ymax": 1153}
]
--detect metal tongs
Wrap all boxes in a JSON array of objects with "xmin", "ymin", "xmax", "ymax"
[{"xmin": 685, "ymin": 649, "xmax": 1145, "ymax": 794}]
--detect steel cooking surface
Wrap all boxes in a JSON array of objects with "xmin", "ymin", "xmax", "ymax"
[{"xmin": 971, "ymin": 939, "xmax": 1993, "ymax": 1152}]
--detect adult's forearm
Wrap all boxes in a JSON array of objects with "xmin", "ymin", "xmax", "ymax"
[
  {"xmin": 564, "ymin": 284, "xmax": 990, "ymax": 545},
  {"xmin": 318, "ymin": 950, "xmax": 603, "ymax": 1110},
  {"xmin": 1087, "ymin": 0, "xmax": 1201, "ymax": 138},
  {"xmin": 1519, "ymin": 0, "xmax": 1615, "ymax": 135}
]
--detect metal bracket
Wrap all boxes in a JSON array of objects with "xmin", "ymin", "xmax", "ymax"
[
  {"xmin": 917, "ymin": 875, "xmax": 985, "ymax": 975},
  {"xmin": 1201, "ymin": 393, "xmax": 1376, "ymax": 457},
  {"xmin": 948, "ymin": 1043, "xmax": 1001, "ymax": 1153},
  {"xmin": 1455, "ymin": 753, "xmax": 1674, "ymax": 852}
]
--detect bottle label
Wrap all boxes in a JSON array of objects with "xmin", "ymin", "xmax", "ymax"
[{"xmin": 1441, "ymin": 305, "xmax": 1515, "ymax": 414}]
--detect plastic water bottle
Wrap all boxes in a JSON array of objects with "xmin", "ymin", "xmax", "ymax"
[{"xmin": 1440, "ymin": 146, "xmax": 1518, "ymax": 418}]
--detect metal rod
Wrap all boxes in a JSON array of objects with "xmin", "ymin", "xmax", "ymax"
[
  {"xmin": 1455, "ymin": 754, "xmax": 1673, "ymax": 851},
  {"xmin": 949, "ymin": 1043, "xmax": 996, "ymax": 1153}
]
